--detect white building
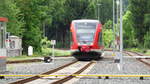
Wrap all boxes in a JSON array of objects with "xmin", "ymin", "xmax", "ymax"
[{"xmin": 6, "ymin": 36, "xmax": 22, "ymax": 57}]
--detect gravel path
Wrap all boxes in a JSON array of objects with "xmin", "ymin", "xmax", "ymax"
[
  {"xmin": 0, "ymin": 57, "xmax": 75, "ymax": 84},
  {"xmin": 74, "ymin": 51, "xmax": 150, "ymax": 84}
]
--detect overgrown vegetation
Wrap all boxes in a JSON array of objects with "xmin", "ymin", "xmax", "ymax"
[
  {"xmin": 103, "ymin": 0, "xmax": 150, "ymax": 50},
  {"xmin": 41, "ymin": 37, "xmax": 71, "ymax": 56},
  {"xmin": 128, "ymin": 0, "xmax": 150, "ymax": 49},
  {"xmin": 103, "ymin": 20, "xmax": 113, "ymax": 48}
]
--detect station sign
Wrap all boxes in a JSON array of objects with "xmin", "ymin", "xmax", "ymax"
[{"xmin": 51, "ymin": 40, "xmax": 56, "ymax": 45}]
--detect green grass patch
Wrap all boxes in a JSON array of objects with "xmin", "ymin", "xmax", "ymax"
[
  {"xmin": 7, "ymin": 55, "xmax": 37, "ymax": 61},
  {"xmin": 42, "ymin": 48, "xmax": 71, "ymax": 56},
  {"xmin": 125, "ymin": 48, "xmax": 150, "ymax": 55},
  {"xmin": 145, "ymin": 50, "xmax": 150, "ymax": 55},
  {"xmin": 125, "ymin": 48, "xmax": 141, "ymax": 52},
  {"xmin": 7, "ymin": 48, "xmax": 71, "ymax": 61}
]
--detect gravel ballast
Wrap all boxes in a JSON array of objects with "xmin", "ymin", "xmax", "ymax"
[
  {"xmin": 74, "ymin": 51, "xmax": 150, "ymax": 84},
  {"xmin": 1, "ymin": 51, "xmax": 150, "ymax": 84},
  {"xmin": 0, "ymin": 57, "xmax": 75, "ymax": 84}
]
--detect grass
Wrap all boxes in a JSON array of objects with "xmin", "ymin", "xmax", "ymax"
[
  {"xmin": 7, "ymin": 55, "xmax": 37, "ymax": 61},
  {"xmin": 126, "ymin": 48, "xmax": 141, "ymax": 52},
  {"xmin": 145, "ymin": 50, "xmax": 150, "ymax": 55},
  {"xmin": 125, "ymin": 48, "xmax": 150, "ymax": 55},
  {"xmin": 42, "ymin": 48, "xmax": 71, "ymax": 56},
  {"xmin": 7, "ymin": 48, "xmax": 71, "ymax": 61},
  {"xmin": 52, "ymin": 49, "xmax": 71, "ymax": 56}
]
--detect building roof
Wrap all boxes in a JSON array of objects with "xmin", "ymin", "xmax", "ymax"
[{"xmin": 0, "ymin": 17, "xmax": 8, "ymax": 22}]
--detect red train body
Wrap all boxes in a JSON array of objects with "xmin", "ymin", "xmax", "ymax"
[{"xmin": 70, "ymin": 19, "xmax": 104, "ymax": 60}]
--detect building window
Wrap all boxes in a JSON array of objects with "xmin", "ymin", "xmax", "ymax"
[{"xmin": 10, "ymin": 41, "xmax": 15, "ymax": 49}]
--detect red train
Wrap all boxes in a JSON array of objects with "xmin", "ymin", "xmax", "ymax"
[{"xmin": 70, "ymin": 19, "xmax": 104, "ymax": 60}]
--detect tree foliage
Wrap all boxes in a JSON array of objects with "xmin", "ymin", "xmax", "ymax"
[
  {"xmin": 97, "ymin": 0, "xmax": 113, "ymax": 24},
  {"xmin": 0, "ymin": 0, "xmax": 24, "ymax": 36},
  {"xmin": 129, "ymin": 0, "xmax": 150, "ymax": 48},
  {"xmin": 129, "ymin": 0, "xmax": 149, "ymax": 44},
  {"xmin": 123, "ymin": 11, "xmax": 136, "ymax": 48},
  {"xmin": 14, "ymin": 0, "xmax": 52, "ymax": 53},
  {"xmin": 103, "ymin": 20, "xmax": 113, "ymax": 48},
  {"xmin": 46, "ymin": 0, "xmax": 96, "ymax": 48},
  {"xmin": 144, "ymin": 32, "xmax": 150, "ymax": 48}
]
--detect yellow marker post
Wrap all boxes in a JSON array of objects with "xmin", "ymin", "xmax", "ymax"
[{"xmin": 112, "ymin": 53, "xmax": 116, "ymax": 56}]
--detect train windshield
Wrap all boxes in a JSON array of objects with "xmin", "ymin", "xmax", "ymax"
[{"xmin": 74, "ymin": 22, "xmax": 97, "ymax": 45}]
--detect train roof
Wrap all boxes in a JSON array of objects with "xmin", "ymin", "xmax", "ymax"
[{"xmin": 72, "ymin": 19, "xmax": 100, "ymax": 23}]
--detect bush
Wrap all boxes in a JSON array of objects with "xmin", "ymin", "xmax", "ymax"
[
  {"xmin": 123, "ymin": 11, "xmax": 137, "ymax": 48},
  {"xmin": 41, "ymin": 37, "xmax": 71, "ymax": 56},
  {"xmin": 41, "ymin": 37, "xmax": 51, "ymax": 56},
  {"xmin": 103, "ymin": 20, "xmax": 113, "ymax": 48}
]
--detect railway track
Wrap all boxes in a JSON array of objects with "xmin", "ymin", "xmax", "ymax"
[
  {"xmin": 124, "ymin": 51, "xmax": 150, "ymax": 67},
  {"xmin": 105, "ymin": 49, "xmax": 150, "ymax": 67},
  {"xmin": 7, "ymin": 59, "xmax": 43, "ymax": 64},
  {"xmin": 9, "ymin": 60, "xmax": 94, "ymax": 84}
]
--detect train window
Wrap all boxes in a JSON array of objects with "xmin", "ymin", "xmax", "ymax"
[
  {"xmin": 99, "ymin": 32, "xmax": 103, "ymax": 45},
  {"xmin": 75, "ymin": 22, "xmax": 97, "ymax": 30},
  {"xmin": 74, "ymin": 22, "xmax": 97, "ymax": 45},
  {"xmin": 76, "ymin": 29, "xmax": 95, "ymax": 33}
]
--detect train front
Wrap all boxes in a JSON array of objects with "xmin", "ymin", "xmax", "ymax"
[{"xmin": 70, "ymin": 19, "xmax": 103, "ymax": 60}]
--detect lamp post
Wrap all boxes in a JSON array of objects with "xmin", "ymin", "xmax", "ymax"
[
  {"xmin": 113, "ymin": 0, "xmax": 115, "ymax": 53},
  {"xmin": 97, "ymin": 3, "xmax": 102, "ymax": 21},
  {"xmin": 119, "ymin": 0, "xmax": 123, "ymax": 71},
  {"xmin": 114, "ymin": 0, "xmax": 120, "ymax": 63},
  {"xmin": 113, "ymin": 0, "xmax": 123, "ymax": 71},
  {"xmin": 116, "ymin": 0, "xmax": 119, "ymax": 37},
  {"xmin": 113, "ymin": 0, "xmax": 115, "ymax": 32}
]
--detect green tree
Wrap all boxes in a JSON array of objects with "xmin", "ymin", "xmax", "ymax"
[
  {"xmin": 97, "ymin": 0, "xmax": 113, "ymax": 24},
  {"xmin": 103, "ymin": 20, "xmax": 113, "ymax": 48},
  {"xmin": 123, "ymin": 11, "xmax": 136, "ymax": 48},
  {"xmin": 129, "ymin": 0, "xmax": 148, "ymax": 45},
  {"xmin": 144, "ymin": 31, "xmax": 150, "ymax": 48},
  {"xmin": 0, "ymin": 0, "xmax": 24, "ymax": 36},
  {"xmin": 46, "ymin": 0, "xmax": 96, "ymax": 48},
  {"xmin": 15, "ymin": 0, "xmax": 50, "ymax": 53},
  {"xmin": 143, "ymin": 0, "xmax": 150, "ymax": 48}
]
